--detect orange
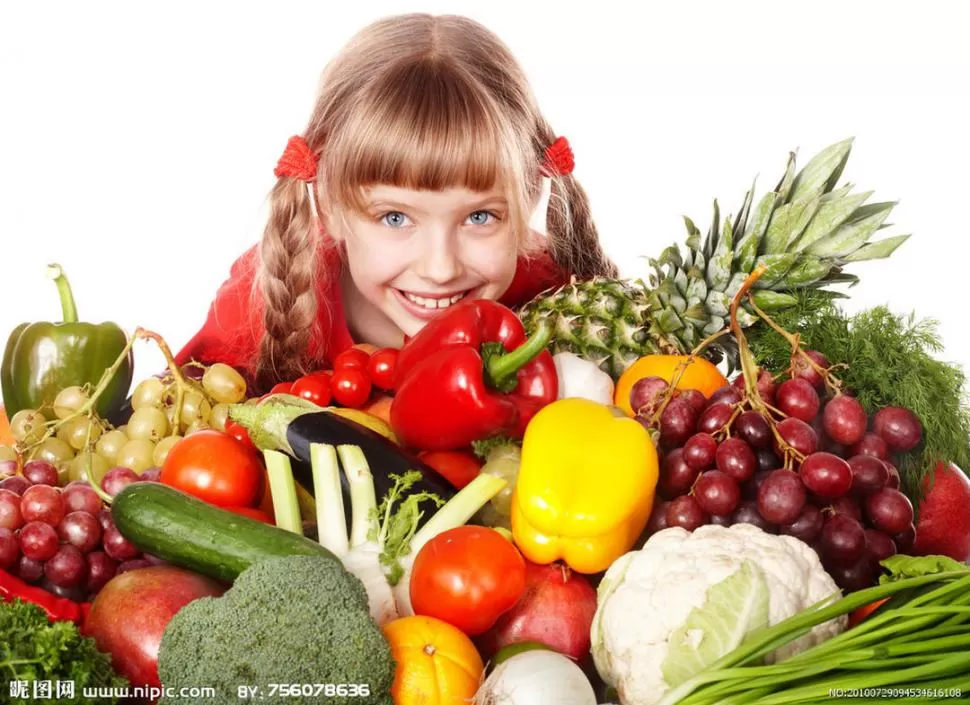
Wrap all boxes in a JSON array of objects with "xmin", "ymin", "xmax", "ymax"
[
  {"xmin": 383, "ymin": 615, "xmax": 484, "ymax": 705},
  {"xmin": 353, "ymin": 343, "xmax": 380, "ymax": 355},
  {"xmin": 0, "ymin": 405, "xmax": 13, "ymax": 447},
  {"xmin": 614, "ymin": 354, "xmax": 729, "ymax": 417}
]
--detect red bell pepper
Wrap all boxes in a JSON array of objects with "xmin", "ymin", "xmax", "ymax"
[
  {"xmin": 1, "ymin": 569, "xmax": 90, "ymax": 625},
  {"xmin": 389, "ymin": 299, "xmax": 557, "ymax": 451}
]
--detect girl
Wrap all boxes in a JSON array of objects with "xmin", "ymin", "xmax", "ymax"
[{"xmin": 175, "ymin": 13, "xmax": 618, "ymax": 394}]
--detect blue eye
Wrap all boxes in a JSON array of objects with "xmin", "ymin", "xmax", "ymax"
[
  {"xmin": 381, "ymin": 211, "xmax": 411, "ymax": 228},
  {"xmin": 467, "ymin": 210, "xmax": 495, "ymax": 226}
]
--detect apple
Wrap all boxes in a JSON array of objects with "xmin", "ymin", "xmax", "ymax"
[
  {"xmin": 84, "ymin": 565, "xmax": 225, "ymax": 690},
  {"xmin": 477, "ymin": 560, "xmax": 598, "ymax": 662},
  {"xmin": 912, "ymin": 461, "xmax": 970, "ymax": 562}
]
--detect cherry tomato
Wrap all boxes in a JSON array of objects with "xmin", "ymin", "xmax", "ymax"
[
  {"xmin": 331, "ymin": 368, "xmax": 372, "ymax": 408},
  {"xmin": 270, "ymin": 382, "xmax": 294, "ymax": 395},
  {"xmin": 224, "ymin": 506, "xmax": 274, "ymax": 524},
  {"xmin": 409, "ymin": 525, "xmax": 526, "ymax": 636},
  {"xmin": 333, "ymin": 348, "xmax": 371, "ymax": 372},
  {"xmin": 290, "ymin": 373, "xmax": 332, "ymax": 406},
  {"xmin": 418, "ymin": 450, "xmax": 482, "ymax": 490},
  {"xmin": 224, "ymin": 419, "xmax": 256, "ymax": 452},
  {"xmin": 160, "ymin": 430, "xmax": 264, "ymax": 508},
  {"xmin": 367, "ymin": 348, "xmax": 400, "ymax": 391}
]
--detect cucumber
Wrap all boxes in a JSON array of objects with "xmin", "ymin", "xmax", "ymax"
[{"xmin": 111, "ymin": 482, "xmax": 338, "ymax": 583}]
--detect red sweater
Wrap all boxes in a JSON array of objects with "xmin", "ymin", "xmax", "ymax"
[{"xmin": 175, "ymin": 243, "xmax": 569, "ymax": 389}]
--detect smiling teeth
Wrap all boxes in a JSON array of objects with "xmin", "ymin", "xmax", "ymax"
[{"xmin": 404, "ymin": 292, "xmax": 467, "ymax": 309}]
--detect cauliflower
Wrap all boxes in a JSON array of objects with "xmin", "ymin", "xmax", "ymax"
[{"xmin": 590, "ymin": 523, "xmax": 846, "ymax": 705}]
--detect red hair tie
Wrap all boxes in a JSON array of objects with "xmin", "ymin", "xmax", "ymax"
[
  {"xmin": 541, "ymin": 136, "xmax": 575, "ymax": 177},
  {"xmin": 274, "ymin": 135, "xmax": 319, "ymax": 182}
]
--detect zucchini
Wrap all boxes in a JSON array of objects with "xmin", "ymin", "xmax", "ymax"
[
  {"xmin": 111, "ymin": 481, "xmax": 338, "ymax": 583},
  {"xmin": 229, "ymin": 398, "xmax": 457, "ymax": 531}
]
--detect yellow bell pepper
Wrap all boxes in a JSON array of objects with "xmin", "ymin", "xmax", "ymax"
[{"xmin": 510, "ymin": 397, "xmax": 659, "ymax": 574}]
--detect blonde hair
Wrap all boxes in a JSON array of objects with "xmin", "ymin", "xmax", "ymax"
[{"xmin": 253, "ymin": 13, "xmax": 617, "ymax": 390}]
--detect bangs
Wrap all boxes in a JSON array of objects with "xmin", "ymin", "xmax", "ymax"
[{"xmin": 322, "ymin": 59, "xmax": 530, "ymax": 216}]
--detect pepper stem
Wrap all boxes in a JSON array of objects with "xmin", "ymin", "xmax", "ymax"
[
  {"xmin": 46, "ymin": 264, "xmax": 78, "ymax": 323},
  {"xmin": 484, "ymin": 322, "xmax": 553, "ymax": 391}
]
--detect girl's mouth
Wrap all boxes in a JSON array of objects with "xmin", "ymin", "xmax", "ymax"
[{"xmin": 394, "ymin": 289, "xmax": 471, "ymax": 319}]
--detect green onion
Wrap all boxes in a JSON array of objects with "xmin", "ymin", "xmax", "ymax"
[
  {"xmin": 263, "ymin": 449, "xmax": 303, "ymax": 534},
  {"xmin": 656, "ymin": 570, "xmax": 970, "ymax": 705}
]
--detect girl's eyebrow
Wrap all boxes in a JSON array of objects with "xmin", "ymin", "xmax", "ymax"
[{"xmin": 366, "ymin": 196, "xmax": 509, "ymax": 213}]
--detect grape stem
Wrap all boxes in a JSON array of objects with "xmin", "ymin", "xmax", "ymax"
[
  {"xmin": 18, "ymin": 327, "xmax": 194, "ymax": 458},
  {"xmin": 644, "ymin": 327, "xmax": 731, "ymax": 429},
  {"xmin": 746, "ymin": 295, "xmax": 846, "ymax": 398},
  {"xmin": 727, "ymin": 267, "xmax": 805, "ymax": 466}
]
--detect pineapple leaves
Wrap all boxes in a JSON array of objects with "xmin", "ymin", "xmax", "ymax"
[
  {"xmin": 806, "ymin": 201, "xmax": 896, "ymax": 257},
  {"xmin": 774, "ymin": 150, "xmax": 797, "ymax": 202},
  {"xmin": 792, "ymin": 187, "xmax": 872, "ymax": 253},
  {"xmin": 707, "ymin": 219, "xmax": 735, "ymax": 291},
  {"xmin": 787, "ymin": 137, "xmax": 854, "ymax": 205},
  {"xmin": 752, "ymin": 253, "xmax": 796, "ymax": 289},
  {"xmin": 844, "ymin": 234, "xmax": 911, "ymax": 262},
  {"xmin": 739, "ymin": 191, "xmax": 776, "ymax": 264},
  {"xmin": 763, "ymin": 197, "xmax": 821, "ymax": 255}
]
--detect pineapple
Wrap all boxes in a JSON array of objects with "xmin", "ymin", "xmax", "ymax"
[{"xmin": 518, "ymin": 138, "xmax": 910, "ymax": 379}]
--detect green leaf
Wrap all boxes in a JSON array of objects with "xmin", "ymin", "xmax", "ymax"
[
  {"xmin": 791, "ymin": 187, "xmax": 871, "ymax": 253},
  {"xmin": 878, "ymin": 555, "xmax": 970, "ymax": 584},
  {"xmin": 704, "ymin": 201, "xmax": 721, "ymax": 260},
  {"xmin": 806, "ymin": 201, "xmax": 896, "ymax": 257},
  {"xmin": 373, "ymin": 471, "xmax": 445, "ymax": 585},
  {"xmin": 732, "ymin": 178, "xmax": 757, "ymax": 238},
  {"xmin": 661, "ymin": 561, "xmax": 771, "ymax": 688},
  {"xmin": 788, "ymin": 138, "xmax": 854, "ymax": 204},
  {"xmin": 843, "ymin": 234, "xmax": 911, "ymax": 262}
]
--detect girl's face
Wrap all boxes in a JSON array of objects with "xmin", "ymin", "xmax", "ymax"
[{"xmin": 335, "ymin": 185, "xmax": 519, "ymax": 348}]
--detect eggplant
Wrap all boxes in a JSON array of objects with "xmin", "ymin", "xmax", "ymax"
[{"xmin": 228, "ymin": 396, "xmax": 456, "ymax": 531}]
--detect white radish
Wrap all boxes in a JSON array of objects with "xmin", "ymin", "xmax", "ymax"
[{"xmin": 474, "ymin": 650, "xmax": 597, "ymax": 705}]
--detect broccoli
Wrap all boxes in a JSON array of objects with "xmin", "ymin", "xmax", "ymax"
[{"xmin": 156, "ymin": 555, "xmax": 395, "ymax": 705}]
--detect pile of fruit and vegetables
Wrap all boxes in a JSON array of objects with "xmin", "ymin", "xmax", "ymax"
[{"xmin": 3, "ymin": 138, "xmax": 970, "ymax": 704}]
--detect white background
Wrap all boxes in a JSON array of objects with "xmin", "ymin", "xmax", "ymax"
[{"xmin": 1, "ymin": 0, "xmax": 969, "ymax": 382}]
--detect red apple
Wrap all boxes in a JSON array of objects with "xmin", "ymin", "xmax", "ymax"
[
  {"xmin": 912, "ymin": 461, "xmax": 970, "ymax": 562},
  {"xmin": 83, "ymin": 565, "xmax": 225, "ymax": 690},
  {"xmin": 476, "ymin": 560, "xmax": 597, "ymax": 662}
]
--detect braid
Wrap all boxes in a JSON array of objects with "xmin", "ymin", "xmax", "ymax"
[{"xmin": 253, "ymin": 179, "xmax": 319, "ymax": 391}]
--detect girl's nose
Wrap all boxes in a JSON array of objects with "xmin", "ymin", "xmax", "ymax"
[{"xmin": 415, "ymin": 229, "xmax": 463, "ymax": 284}]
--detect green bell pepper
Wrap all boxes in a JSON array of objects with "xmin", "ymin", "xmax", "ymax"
[{"xmin": 1, "ymin": 264, "xmax": 133, "ymax": 421}]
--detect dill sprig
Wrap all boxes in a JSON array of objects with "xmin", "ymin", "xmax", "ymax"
[{"xmin": 745, "ymin": 292, "xmax": 970, "ymax": 505}]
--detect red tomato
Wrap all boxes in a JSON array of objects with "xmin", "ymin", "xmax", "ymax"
[
  {"xmin": 224, "ymin": 506, "xmax": 273, "ymax": 524},
  {"xmin": 270, "ymin": 382, "xmax": 294, "ymax": 395},
  {"xmin": 290, "ymin": 373, "xmax": 332, "ymax": 406},
  {"xmin": 333, "ymin": 348, "xmax": 371, "ymax": 371},
  {"xmin": 367, "ymin": 348, "xmax": 399, "ymax": 391},
  {"xmin": 418, "ymin": 450, "xmax": 482, "ymax": 490},
  {"xmin": 849, "ymin": 598, "xmax": 889, "ymax": 628},
  {"xmin": 160, "ymin": 431, "xmax": 264, "ymax": 508},
  {"xmin": 410, "ymin": 525, "xmax": 526, "ymax": 636},
  {"xmin": 224, "ymin": 419, "xmax": 256, "ymax": 452},
  {"xmin": 331, "ymin": 368, "xmax": 372, "ymax": 408}
]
